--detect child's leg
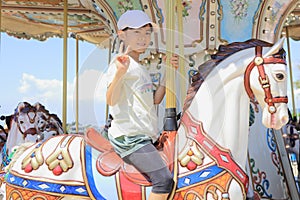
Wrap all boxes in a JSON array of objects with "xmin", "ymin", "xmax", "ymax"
[
  {"xmin": 123, "ymin": 143, "xmax": 174, "ymax": 198},
  {"xmin": 148, "ymin": 192, "xmax": 169, "ymax": 200}
]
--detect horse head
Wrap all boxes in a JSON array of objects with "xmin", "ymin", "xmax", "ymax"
[
  {"xmin": 33, "ymin": 102, "xmax": 64, "ymax": 141},
  {"xmin": 245, "ymin": 38, "xmax": 288, "ymax": 130},
  {"xmin": 37, "ymin": 114, "xmax": 64, "ymax": 141},
  {"xmin": 14, "ymin": 102, "xmax": 37, "ymax": 140},
  {"xmin": 5, "ymin": 102, "xmax": 37, "ymax": 156}
]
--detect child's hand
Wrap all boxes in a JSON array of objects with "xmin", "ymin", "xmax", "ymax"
[
  {"xmin": 115, "ymin": 44, "xmax": 131, "ymax": 75},
  {"xmin": 163, "ymin": 54, "xmax": 179, "ymax": 69}
]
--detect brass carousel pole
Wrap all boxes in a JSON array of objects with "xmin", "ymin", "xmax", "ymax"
[
  {"xmin": 164, "ymin": 0, "xmax": 177, "ymax": 131},
  {"xmin": 163, "ymin": 2, "xmax": 178, "ymax": 198},
  {"xmin": 286, "ymin": 27, "xmax": 297, "ymax": 118},
  {"xmin": 62, "ymin": 0, "xmax": 68, "ymax": 133},
  {"xmin": 176, "ymin": 0, "xmax": 186, "ymax": 109},
  {"xmin": 75, "ymin": 35, "xmax": 79, "ymax": 133},
  {"xmin": 106, "ymin": 37, "xmax": 112, "ymax": 121}
]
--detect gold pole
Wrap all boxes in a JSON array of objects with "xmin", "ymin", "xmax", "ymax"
[
  {"xmin": 106, "ymin": 37, "xmax": 112, "ymax": 121},
  {"xmin": 164, "ymin": 0, "xmax": 177, "ymax": 131},
  {"xmin": 165, "ymin": 0, "xmax": 176, "ymax": 109},
  {"xmin": 176, "ymin": 0, "xmax": 185, "ymax": 108},
  {"xmin": 285, "ymin": 27, "xmax": 297, "ymax": 118},
  {"xmin": 75, "ymin": 35, "xmax": 79, "ymax": 133},
  {"xmin": 62, "ymin": 0, "xmax": 68, "ymax": 133}
]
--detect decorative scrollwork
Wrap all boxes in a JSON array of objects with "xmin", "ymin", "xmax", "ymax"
[
  {"xmin": 255, "ymin": 180, "xmax": 272, "ymax": 198},
  {"xmin": 266, "ymin": 128, "xmax": 276, "ymax": 152},
  {"xmin": 266, "ymin": 128, "xmax": 284, "ymax": 175},
  {"xmin": 250, "ymin": 158, "xmax": 272, "ymax": 198},
  {"xmin": 230, "ymin": 0, "xmax": 249, "ymax": 21},
  {"xmin": 184, "ymin": 189, "xmax": 202, "ymax": 199},
  {"xmin": 271, "ymin": 152, "xmax": 283, "ymax": 176}
]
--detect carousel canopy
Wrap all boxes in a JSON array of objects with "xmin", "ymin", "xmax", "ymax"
[
  {"xmin": 1, "ymin": 0, "xmax": 300, "ymax": 46},
  {"xmin": 0, "ymin": 0, "xmax": 123, "ymax": 45},
  {"xmin": 283, "ymin": 5, "xmax": 300, "ymax": 41}
]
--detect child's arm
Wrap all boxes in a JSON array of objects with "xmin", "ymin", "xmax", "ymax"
[
  {"xmin": 153, "ymin": 54, "xmax": 179, "ymax": 104},
  {"xmin": 154, "ymin": 85, "xmax": 165, "ymax": 104},
  {"xmin": 106, "ymin": 55, "xmax": 130, "ymax": 106},
  {"xmin": 106, "ymin": 45, "xmax": 131, "ymax": 106}
]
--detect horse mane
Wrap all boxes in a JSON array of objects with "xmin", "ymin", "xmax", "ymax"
[
  {"xmin": 5, "ymin": 115, "xmax": 13, "ymax": 130},
  {"xmin": 182, "ymin": 39, "xmax": 281, "ymax": 113},
  {"xmin": 34, "ymin": 102, "xmax": 50, "ymax": 116},
  {"xmin": 13, "ymin": 102, "xmax": 32, "ymax": 122},
  {"xmin": 49, "ymin": 113, "xmax": 63, "ymax": 126}
]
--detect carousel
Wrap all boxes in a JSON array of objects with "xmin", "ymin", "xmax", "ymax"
[{"xmin": 0, "ymin": 0, "xmax": 300, "ymax": 199}]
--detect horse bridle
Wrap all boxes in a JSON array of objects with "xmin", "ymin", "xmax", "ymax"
[{"xmin": 244, "ymin": 46, "xmax": 288, "ymax": 114}]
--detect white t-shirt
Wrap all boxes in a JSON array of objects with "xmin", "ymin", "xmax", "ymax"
[{"xmin": 106, "ymin": 56, "xmax": 164, "ymax": 142}]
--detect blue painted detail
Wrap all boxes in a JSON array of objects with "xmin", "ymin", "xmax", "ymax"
[
  {"xmin": 6, "ymin": 173, "xmax": 89, "ymax": 196},
  {"xmin": 177, "ymin": 165, "xmax": 224, "ymax": 189},
  {"xmin": 85, "ymin": 145, "xmax": 106, "ymax": 200},
  {"xmin": 31, "ymin": 152, "xmax": 36, "ymax": 158},
  {"xmin": 266, "ymin": 128, "xmax": 277, "ymax": 152}
]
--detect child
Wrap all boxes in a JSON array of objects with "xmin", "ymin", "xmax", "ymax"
[{"xmin": 106, "ymin": 10, "xmax": 178, "ymax": 200}]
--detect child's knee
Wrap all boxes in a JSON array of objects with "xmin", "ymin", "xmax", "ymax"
[
  {"xmin": 152, "ymin": 173, "xmax": 174, "ymax": 193},
  {"xmin": 161, "ymin": 173, "xmax": 174, "ymax": 186}
]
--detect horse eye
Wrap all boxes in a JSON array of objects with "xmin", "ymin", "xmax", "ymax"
[{"xmin": 275, "ymin": 73, "xmax": 285, "ymax": 80}]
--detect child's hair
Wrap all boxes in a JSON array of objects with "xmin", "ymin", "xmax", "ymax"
[{"xmin": 121, "ymin": 23, "xmax": 153, "ymax": 32}]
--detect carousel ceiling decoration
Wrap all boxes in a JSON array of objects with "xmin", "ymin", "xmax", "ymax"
[
  {"xmin": 0, "ymin": 0, "xmax": 170, "ymax": 46},
  {"xmin": 0, "ymin": 0, "xmax": 227, "ymax": 53},
  {"xmin": 283, "ymin": 3, "xmax": 300, "ymax": 41},
  {"xmin": 0, "ymin": 0, "xmax": 119, "ymax": 44},
  {"xmin": 1, "ymin": 0, "xmax": 300, "ymax": 48}
]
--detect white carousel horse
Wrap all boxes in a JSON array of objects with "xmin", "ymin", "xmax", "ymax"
[
  {"xmin": 5, "ymin": 38, "xmax": 288, "ymax": 200},
  {"xmin": 5, "ymin": 102, "xmax": 37, "ymax": 156},
  {"xmin": 34, "ymin": 102, "xmax": 64, "ymax": 141},
  {"xmin": 1, "ymin": 102, "xmax": 64, "ymax": 168}
]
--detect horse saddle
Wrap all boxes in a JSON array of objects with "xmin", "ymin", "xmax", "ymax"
[{"xmin": 84, "ymin": 128, "xmax": 175, "ymax": 186}]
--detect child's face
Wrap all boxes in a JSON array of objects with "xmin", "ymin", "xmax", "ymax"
[{"xmin": 120, "ymin": 25, "xmax": 152, "ymax": 54}]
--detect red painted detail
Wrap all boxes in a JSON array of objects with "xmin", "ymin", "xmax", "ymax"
[
  {"xmin": 53, "ymin": 164, "xmax": 63, "ymax": 176},
  {"xmin": 24, "ymin": 164, "xmax": 33, "ymax": 173},
  {"xmin": 187, "ymin": 161, "xmax": 197, "ymax": 171},
  {"xmin": 118, "ymin": 171, "xmax": 143, "ymax": 200}
]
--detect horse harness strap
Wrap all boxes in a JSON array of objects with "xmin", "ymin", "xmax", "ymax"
[
  {"xmin": 181, "ymin": 112, "xmax": 249, "ymax": 197},
  {"xmin": 244, "ymin": 46, "xmax": 288, "ymax": 114}
]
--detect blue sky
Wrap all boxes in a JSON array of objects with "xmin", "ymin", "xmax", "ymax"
[
  {"xmin": 284, "ymin": 38, "xmax": 300, "ymax": 116},
  {"xmin": 0, "ymin": 33, "xmax": 110, "ymax": 128}
]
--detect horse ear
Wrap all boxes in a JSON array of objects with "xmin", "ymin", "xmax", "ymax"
[
  {"xmin": 17, "ymin": 102, "xmax": 26, "ymax": 113},
  {"xmin": 263, "ymin": 37, "xmax": 285, "ymax": 58},
  {"xmin": 34, "ymin": 102, "xmax": 41, "ymax": 110}
]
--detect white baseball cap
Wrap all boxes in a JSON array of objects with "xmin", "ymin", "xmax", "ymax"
[{"xmin": 117, "ymin": 10, "xmax": 158, "ymax": 31}]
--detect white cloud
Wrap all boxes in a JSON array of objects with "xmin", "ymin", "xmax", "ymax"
[
  {"xmin": 71, "ymin": 69, "xmax": 108, "ymax": 126},
  {"xmin": 17, "ymin": 70, "xmax": 109, "ymax": 126},
  {"xmin": 19, "ymin": 73, "xmax": 66, "ymax": 100},
  {"xmin": 75, "ymin": 69, "xmax": 107, "ymax": 102}
]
